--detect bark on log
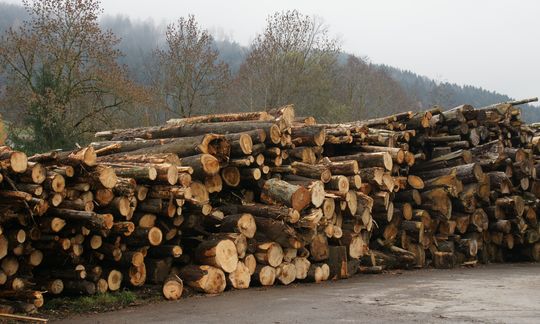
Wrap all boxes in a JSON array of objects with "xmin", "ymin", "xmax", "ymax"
[
  {"xmin": 329, "ymin": 152, "xmax": 393, "ymax": 171},
  {"xmin": 262, "ymin": 178, "xmax": 311, "ymax": 212},
  {"xmin": 194, "ymin": 239, "xmax": 239, "ymax": 273},
  {"xmin": 179, "ymin": 265, "xmax": 226, "ymax": 294}
]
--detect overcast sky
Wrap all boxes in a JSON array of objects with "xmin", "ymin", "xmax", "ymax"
[{"xmin": 5, "ymin": 0, "xmax": 539, "ymax": 104}]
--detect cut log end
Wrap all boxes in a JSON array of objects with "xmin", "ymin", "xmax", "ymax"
[
  {"xmin": 239, "ymin": 134, "xmax": 254, "ymax": 154},
  {"xmin": 148, "ymin": 227, "xmax": 163, "ymax": 246},
  {"xmin": 213, "ymin": 240, "xmax": 239, "ymax": 273},
  {"xmin": 107, "ymin": 270, "xmax": 123, "ymax": 291},
  {"xmin": 201, "ymin": 154, "xmax": 220, "ymax": 176},
  {"xmin": 276, "ymin": 262, "xmax": 296, "ymax": 285},
  {"xmin": 237, "ymin": 213, "xmax": 257, "ymax": 239},
  {"xmin": 255, "ymin": 265, "xmax": 276, "ymax": 286},
  {"xmin": 227, "ymin": 261, "xmax": 251, "ymax": 289},
  {"xmin": 163, "ymin": 275, "xmax": 184, "ymax": 300},
  {"xmin": 98, "ymin": 166, "xmax": 118, "ymax": 189},
  {"xmin": 222, "ymin": 167, "xmax": 241, "ymax": 187},
  {"xmin": 10, "ymin": 151, "xmax": 28, "ymax": 173}
]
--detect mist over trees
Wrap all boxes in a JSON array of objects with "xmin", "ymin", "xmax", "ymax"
[{"xmin": 0, "ymin": 0, "xmax": 537, "ymax": 152}]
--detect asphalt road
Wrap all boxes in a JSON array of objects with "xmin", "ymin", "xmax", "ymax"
[{"xmin": 55, "ymin": 263, "xmax": 540, "ymax": 324}]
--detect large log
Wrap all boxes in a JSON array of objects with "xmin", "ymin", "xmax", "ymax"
[
  {"xmin": 0, "ymin": 146, "xmax": 28, "ymax": 173},
  {"xmin": 48, "ymin": 209, "xmax": 114, "ymax": 231},
  {"xmin": 219, "ymin": 214, "xmax": 257, "ymax": 239},
  {"xmin": 322, "ymin": 159, "xmax": 359, "ymax": 176},
  {"xmin": 226, "ymin": 261, "xmax": 251, "ymax": 289},
  {"xmin": 97, "ymin": 152, "xmax": 181, "ymax": 165},
  {"xmin": 470, "ymin": 140, "xmax": 506, "ymax": 166},
  {"xmin": 252, "ymin": 265, "xmax": 276, "ymax": 286},
  {"xmin": 262, "ymin": 178, "xmax": 311, "ymax": 212},
  {"xmin": 283, "ymin": 175, "xmax": 326, "ymax": 208},
  {"xmin": 56, "ymin": 147, "xmax": 97, "ymax": 167},
  {"xmin": 162, "ymin": 275, "xmax": 184, "ymax": 300},
  {"xmin": 252, "ymin": 241, "xmax": 284, "ymax": 267},
  {"xmin": 167, "ymin": 111, "xmax": 274, "ymax": 125},
  {"xmin": 415, "ymin": 163, "xmax": 484, "ymax": 184},
  {"xmin": 357, "ymin": 145, "xmax": 405, "ymax": 164},
  {"xmin": 254, "ymin": 217, "xmax": 303, "ymax": 248},
  {"xmin": 291, "ymin": 125, "xmax": 326, "ymax": 146},
  {"xmin": 180, "ymin": 154, "xmax": 220, "ymax": 177},
  {"xmin": 219, "ymin": 203, "xmax": 300, "ymax": 224},
  {"xmin": 420, "ymin": 188, "xmax": 452, "ymax": 220},
  {"xmin": 179, "ymin": 265, "xmax": 226, "ymax": 294},
  {"xmin": 309, "ymin": 233, "xmax": 329, "ymax": 261},
  {"xmin": 290, "ymin": 162, "xmax": 332, "ymax": 183},
  {"xmin": 194, "ymin": 239, "xmax": 239, "ymax": 273},
  {"xmin": 97, "ymin": 121, "xmax": 281, "ymax": 143},
  {"xmin": 329, "ymin": 152, "xmax": 393, "ymax": 171},
  {"xmin": 276, "ymin": 262, "xmax": 296, "ymax": 285},
  {"xmin": 110, "ymin": 134, "xmax": 231, "ymax": 159}
]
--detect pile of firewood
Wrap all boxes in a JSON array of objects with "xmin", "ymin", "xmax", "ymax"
[{"xmin": 0, "ymin": 98, "xmax": 538, "ymax": 313}]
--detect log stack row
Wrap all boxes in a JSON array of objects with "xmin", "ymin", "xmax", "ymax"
[
  {"xmin": 353, "ymin": 98, "xmax": 540, "ymax": 270},
  {"xmin": 0, "ymin": 98, "xmax": 538, "ymax": 313}
]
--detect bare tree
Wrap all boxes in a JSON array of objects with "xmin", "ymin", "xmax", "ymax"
[
  {"xmin": 0, "ymin": 0, "xmax": 146, "ymax": 152},
  {"xmin": 152, "ymin": 15, "xmax": 230, "ymax": 118},
  {"xmin": 234, "ymin": 10, "xmax": 340, "ymax": 118}
]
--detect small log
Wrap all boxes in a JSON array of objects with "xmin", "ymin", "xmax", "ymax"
[
  {"xmin": 179, "ymin": 265, "xmax": 226, "ymax": 294},
  {"xmin": 252, "ymin": 265, "xmax": 276, "ymax": 286},
  {"xmin": 227, "ymin": 261, "xmax": 251, "ymax": 289},
  {"xmin": 162, "ymin": 275, "xmax": 184, "ymax": 300},
  {"xmin": 276, "ymin": 262, "xmax": 296, "ymax": 285},
  {"xmin": 253, "ymin": 241, "xmax": 284, "ymax": 267},
  {"xmin": 0, "ymin": 146, "xmax": 28, "ymax": 173}
]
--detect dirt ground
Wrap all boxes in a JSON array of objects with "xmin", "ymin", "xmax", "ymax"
[{"xmin": 53, "ymin": 263, "xmax": 540, "ymax": 324}]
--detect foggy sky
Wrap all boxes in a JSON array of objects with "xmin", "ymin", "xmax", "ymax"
[{"xmin": 4, "ymin": 0, "xmax": 539, "ymax": 104}]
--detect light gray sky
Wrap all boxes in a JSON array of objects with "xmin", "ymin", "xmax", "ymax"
[{"xmin": 5, "ymin": 0, "xmax": 539, "ymax": 104}]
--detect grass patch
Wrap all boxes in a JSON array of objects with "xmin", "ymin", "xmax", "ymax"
[
  {"xmin": 40, "ymin": 287, "xmax": 164, "ymax": 319},
  {"xmin": 43, "ymin": 290, "xmax": 137, "ymax": 313}
]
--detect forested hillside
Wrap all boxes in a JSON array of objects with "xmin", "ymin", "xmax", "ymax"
[
  {"xmin": 0, "ymin": 1, "xmax": 537, "ymax": 152},
  {"xmin": 381, "ymin": 66, "xmax": 539, "ymax": 122}
]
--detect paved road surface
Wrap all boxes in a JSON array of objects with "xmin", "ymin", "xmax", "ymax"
[{"xmin": 55, "ymin": 263, "xmax": 540, "ymax": 324}]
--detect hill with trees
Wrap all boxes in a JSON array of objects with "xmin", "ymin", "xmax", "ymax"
[{"xmin": 0, "ymin": 1, "xmax": 537, "ymax": 152}]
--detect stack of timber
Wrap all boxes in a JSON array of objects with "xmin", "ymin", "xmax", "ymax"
[
  {"xmin": 0, "ymin": 98, "xmax": 539, "ymax": 313},
  {"xmin": 354, "ymin": 97, "xmax": 540, "ymax": 270}
]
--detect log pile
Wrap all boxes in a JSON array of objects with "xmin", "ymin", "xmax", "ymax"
[
  {"xmin": 353, "ymin": 98, "xmax": 540, "ymax": 269},
  {"xmin": 0, "ymin": 98, "xmax": 539, "ymax": 312}
]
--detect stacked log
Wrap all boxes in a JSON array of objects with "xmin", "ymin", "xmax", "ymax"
[
  {"xmin": 355, "ymin": 98, "xmax": 540, "ymax": 270},
  {"xmin": 319, "ymin": 116, "xmax": 421, "ymax": 271},
  {"xmin": 0, "ymin": 98, "xmax": 539, "ymax": 312}
]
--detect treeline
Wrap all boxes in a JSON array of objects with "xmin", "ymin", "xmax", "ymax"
[
  {"xmin": 0, "ymin": 1, "xmax": 536, "ymax": 154},
  {"xmin": 382, "ymin": 66, "xmax": 539, "ymax": 123}
]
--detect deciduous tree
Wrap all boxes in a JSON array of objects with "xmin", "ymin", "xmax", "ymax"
[
  {"xmin": 235, "ymin": 10, "xmax": 340, "ymax": 119},
  {"xmin": 152, "ymin": 15, "xmax": 230, "ymax": 118},
  {"xmin": 0, "ymin": 0, "xmax": 145, "ymax": 152}
]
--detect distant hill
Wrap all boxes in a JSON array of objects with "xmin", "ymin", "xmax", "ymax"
[
  {"xmin": 380, "ymin": 66, "xmax": 539, "ymax": 122},
  {"xmin": 0, "ymin": 2, "xmax": 27, "ymax": 31},
  {"xmin": 1, "ymin": 2, "xmax": 537, "ymax": 122}
]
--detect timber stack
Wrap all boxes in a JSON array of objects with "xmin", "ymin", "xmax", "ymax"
[
  {"xmin": 0, "ymin": 98, "xmax": 538, "ymax": 313},
  {"xmin": 353, "ymin": 97, "xmax": 540, "ymax": 269}
]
